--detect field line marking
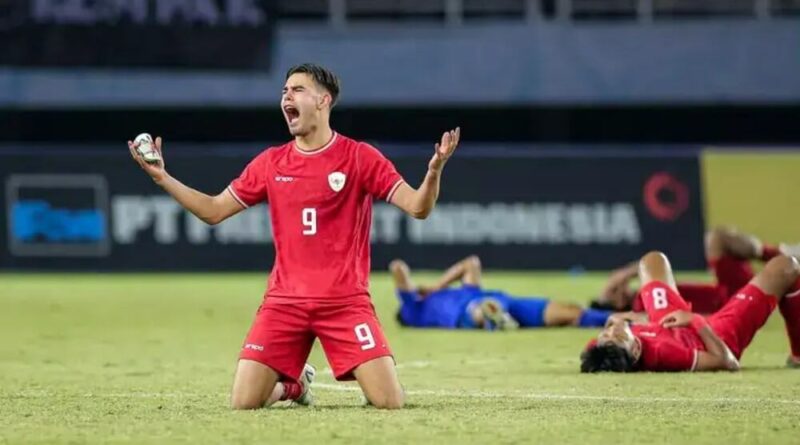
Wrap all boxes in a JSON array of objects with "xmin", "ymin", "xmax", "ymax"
[
  {"xmin": 6, "ymin": 386, "xmax": 800, "ymax": 406},
  {"xmin": 310, "ymin": 383, "xmax": 800, "ymax": 405}
]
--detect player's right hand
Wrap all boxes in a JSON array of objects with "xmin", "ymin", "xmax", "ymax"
[{"xmin": 128, "ymin": 136, "xmax": 167, "ymax": 183}]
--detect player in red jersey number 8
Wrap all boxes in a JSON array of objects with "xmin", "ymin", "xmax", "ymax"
[{"xmin": 581, "ymin": 251, "xmax": 800, "ymax": 373}]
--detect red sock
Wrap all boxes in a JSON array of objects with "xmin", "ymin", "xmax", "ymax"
[
  {"xmin": 779, "ymin": 278, "xmax": 800, "ymax": 359},
  {"xmin": 279, "ymin": 382, "xmax": 303, "ymax": 401},
  {"xmin": 761, "ymin": 245, "xmax": 780, "ymax": 262}
]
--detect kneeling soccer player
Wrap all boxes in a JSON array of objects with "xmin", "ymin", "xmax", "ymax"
[
  {"xmin": 390, "ymin": 256, "xmax": 612, "ymax": 330},
  {"xmin": 128, "ymin": 63, "xmax": 462, "ymax": 409},
  {"xmin": 581, "ymin": 251, "xmax": 800, "ymax": 372}
]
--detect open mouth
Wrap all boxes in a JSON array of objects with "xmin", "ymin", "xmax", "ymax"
[{"xmin": 283, "ymin": 105, "xmax": 300, "ymax": 125}]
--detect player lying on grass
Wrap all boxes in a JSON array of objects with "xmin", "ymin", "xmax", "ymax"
[
  {"xmin": 594, "ymin": 226, "xmax": 800, "ymax": 314},
  {"xmin": 128, "ymin": 63, "xmax": 461, "ymax": 410},
  {"xmin": 390, "ymin": 256, "xmax": 612, "ymax": 330},
  {"xmin": 581, "ymin": 250, "xmax": 800, "ymax": 372}
]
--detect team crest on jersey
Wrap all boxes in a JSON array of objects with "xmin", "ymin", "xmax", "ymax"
[{"xmin": 328, "ymin": 172, "xmax": 346, "ymax": 192}]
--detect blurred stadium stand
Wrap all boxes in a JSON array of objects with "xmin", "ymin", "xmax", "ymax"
[
  {"xmin": 1, "ymin": 0, "xmax": 799, "ymax": 272},
  {"xmin": 1, "ymin": 0, "xmax": 798, "ymax": 144},
  {"xmin": 273, "ymin": 0, "xmax": 800, "ymax": 22}
]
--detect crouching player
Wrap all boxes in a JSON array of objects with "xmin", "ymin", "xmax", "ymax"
[
  {"xmin": 390, "ymin": 256, "xmax": 612, "ymax": 330},
  {"xmin": 581, "ymin": 251, "xmax": 800, "ymax": 372}
]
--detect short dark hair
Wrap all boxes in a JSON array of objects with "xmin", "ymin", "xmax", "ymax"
[
  {"xmin": 286, "ymin": 63, "xmax": 340, "ymax": 106},
  {"xmin": 580, "ymin": 344, "xmax": 637, "ymax": 373}
]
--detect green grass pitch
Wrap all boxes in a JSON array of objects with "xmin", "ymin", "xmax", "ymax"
[{"xmin": 1, "ymin": 271, "xmax": 799, "ymax": 444}]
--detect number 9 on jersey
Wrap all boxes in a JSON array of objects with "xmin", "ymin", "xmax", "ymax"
[{"xmin": 302, "ymin": 208, "xmax": 317, "ymax": 235}]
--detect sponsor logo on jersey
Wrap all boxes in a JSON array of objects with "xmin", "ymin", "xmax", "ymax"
[
  {"xmin": 328, "ymin": 172, "xmax": 346, "ymax": 192},
  {"xmin": 275, "ymin": 176, "xmax": 294, "ymax": 182},
  {"xmin": 244, "ymin": 343, "xmax": 264, "ymax": 351}
]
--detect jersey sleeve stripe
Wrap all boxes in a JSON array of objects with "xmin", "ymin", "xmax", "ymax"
[
  {"xmin": 690, "ymin": 349, "xmax": 699, "ymax": 372},
  {"xmin": 227, "ymin": 185, "xmax": 249, "ymax": 209},
  {"xmin": 385, "ymin": 179, "xmax": 405, "ymax": 203}
]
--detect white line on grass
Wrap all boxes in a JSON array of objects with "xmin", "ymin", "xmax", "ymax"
[
  {"xmin": 7, "ymin": 387, "xmax": 800, "ymax": 406},
  {"xmin": 311, "ymin": 383, "xmax": 800, "ymax": 406}
]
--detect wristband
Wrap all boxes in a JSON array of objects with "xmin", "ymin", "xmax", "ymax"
[{"xmin": 690, "ymin": 314, "xmax": 708, "ymax": 333}]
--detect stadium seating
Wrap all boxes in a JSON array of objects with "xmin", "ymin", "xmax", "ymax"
[{"xmin": 275, "ymin": 0, "xmax": 800, "ymax": 22}]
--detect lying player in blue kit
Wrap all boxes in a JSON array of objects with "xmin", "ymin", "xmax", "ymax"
[{"xmin": 390, "ymin": 256, "xmax": 612, "ymax": 330}]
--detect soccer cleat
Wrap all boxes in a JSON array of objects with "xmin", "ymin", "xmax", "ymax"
[
  {"xmin": 293, "ymin": 363, "xmax": 316, "ymax": 406},
  {"xmin": 480, "ymin": 298, "xmax": 519, "ymax": 330},
  {"xmin": 787, "ymin": 356, "xmax": 800, "ymax": 369},
  {"xmin": 779, "ymin": 243, "xmax": 800, "ymax": 259}
]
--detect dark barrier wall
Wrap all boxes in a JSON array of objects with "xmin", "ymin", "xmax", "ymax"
[
  {"xmin": 0, "ymin": 146, "xmax": 705, "ymax": 271},
  {"xmin": 5, "ymin": 105, "xmax": 800, "ymax": 144}
]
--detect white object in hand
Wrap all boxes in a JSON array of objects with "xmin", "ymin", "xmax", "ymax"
[{"xmin": 134, "ymin": 133, "xmax": 161, "ymax": 164}]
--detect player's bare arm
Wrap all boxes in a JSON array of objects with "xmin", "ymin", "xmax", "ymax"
[
  {"xmin": 389, "ymin": 259, "xmax": 415, "ymax": 293},
  {"xmin": 428, "ymin": 255, "xmax": 482, "ymax": 291},
  {"xmin": 601, "ymin": 262, "xmax": 638, "ymax": 298},
  {"xmin": 390, "ymin": 256, "xmax": 477, "ymax": 298},
  {"xmin": 390, "ymin": 127, "xmax": 460, "ymax": 219},
  {"xmin": 128, "ymin": 136, "xmax": 244, "ymax": 225},
  {"xmin": 605, "ymin": 311, "xmax": 648, "ymax": 326},
  {"xmin": 661, "ymin": 310, "xmax": 740, "ymax": 371}
]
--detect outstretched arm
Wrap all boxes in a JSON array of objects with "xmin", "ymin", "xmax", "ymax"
[
  {"xmin": 128, "ymin": 137, "xmax": 244, "ymax": 225},
  {"xmin": 390, "ymin": 128, "xmax": 460, "ymax": 219}
]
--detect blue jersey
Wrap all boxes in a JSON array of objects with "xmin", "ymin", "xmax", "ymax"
[
  {"xmin": 397, "ymin": 286, "xmax": 611, "ymax": 329},
  {"xmin": 397, "ymin": 285, "xmax": 552, "ymax": 329},
  {"xmin": 397, "ymin": 285, "xmax": 482, "ymax": 328}
]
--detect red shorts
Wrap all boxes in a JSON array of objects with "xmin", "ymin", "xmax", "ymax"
[
  {"xmin": 710, "ymin": 255, "xmax": 755, "ymax": 298},
  {"xmin": 636, "ymin": 255, "xmax": 755, "ymax": 314},
  {"xmin": 239, "ymin": 297, "xmax": 392, "ymax": 382},
  {"xmin": 707, "ymin": 284, "xmax": 777, "ymax": 359},
  {"xmin": 676, "ymin": 283, "xmax": 728, "ymax": 314}
]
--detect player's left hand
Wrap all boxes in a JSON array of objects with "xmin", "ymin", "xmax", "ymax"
[
  {"xmin": 428, "ymin": 127, "xmax": 460, "ymax": 173},
  {"xmin": 660, "ymin": 310, "xmax": 693, "ymax": 328}
]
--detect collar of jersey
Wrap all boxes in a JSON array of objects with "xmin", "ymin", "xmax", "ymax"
[{"xmin": 293, "ymin": 132, "xmax": 338, "ymax": 156}]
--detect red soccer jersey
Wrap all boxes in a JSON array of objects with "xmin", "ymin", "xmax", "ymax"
[
  {"xmin": 635, "ymin": 282, "xmax": 704, "ymax": 371},
  {"xmin": 585, "ymin": 282, "xmax": 706, "ymax": 371},
  {"xmin": 228, "ymin": 132, "xmax": 404, "ymax": 301},
  {"xmin": 632, "ymin": 324, "xmax": 705, "ymax": 372}
]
